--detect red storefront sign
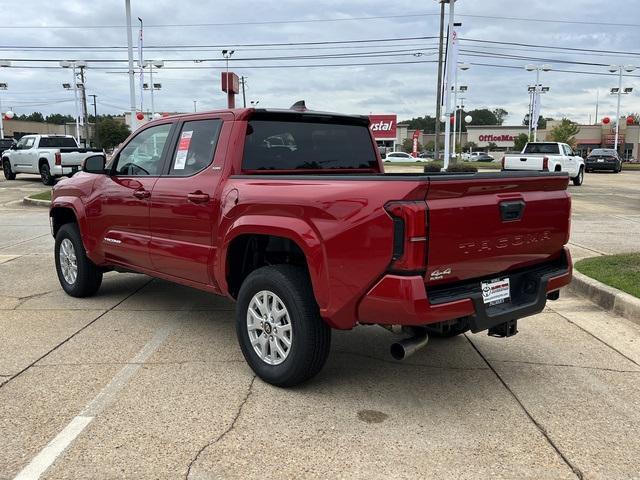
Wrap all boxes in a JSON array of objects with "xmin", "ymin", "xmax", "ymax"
[
  {"xmin": 369, "ymin": 114, "xmax": 397, "ymax": 139},
  {"xmin": 478, "ymin": 134, "xmax": 515, "ymax": 143}
]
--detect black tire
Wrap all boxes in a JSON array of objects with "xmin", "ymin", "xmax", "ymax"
[
  {"xmin": 425, "ymin": 319, "xmax": 470, "ymax": 338},
  {"xmin": 39, "ymin": 162, "xmax": 55, "ymax": 186},
  {"xmin": 2, "ymin": 158, "xmax": 16, "ymax": 180},
  {"xmin": 55, "ymin": 223, "xmax": 103, "ymax": 297},
  {"xmin": 236, "ymin": 265, "xmax": 331, "ymax": 387},
  {"xmin": 572, "ymin": 167, "xmax": 584, "ymax": 186}
]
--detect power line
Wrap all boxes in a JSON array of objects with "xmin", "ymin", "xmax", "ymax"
[
  {"xmin": 0, "ymin": 36, "xmax": 438, "ymax": 50},
  {"xmin": 0, "ymin": 11, "xmax": 638, "ymax": 29}
]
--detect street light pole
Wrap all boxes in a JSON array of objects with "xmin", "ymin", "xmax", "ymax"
[
  {"xmin": 433, "ymin": 0, "xmax": 446, "ymax": 164},
  {"xmin": 614, "ymin": 67, "xmax": 623, "ymax": 151},
  {"xmin": 125, "ymin": 0, "xmax": 137, "ymax": 130},
  {"xmin": 525, "ymin": 63, "xmax": 551, "ymax": 142},
  {"xmin": 0, "ymin": 61, "xmax": 9, "ymax": 139},
  {"xmin": 608, "ymin": 64, "xmax": 636, "ymax": 151},
  {"xmin": 442, "ymin": 0, "xmax": 455, "ymax": 171}
]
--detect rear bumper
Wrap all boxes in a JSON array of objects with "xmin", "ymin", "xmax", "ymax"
[
  {"xmin": 357, "ymin": 247, "xmax": 572, "ymax": 332},
  {"xmin": 585, "ymin": 161, "xmax": 618, "ymax": 170},
  {"xmin": 51, "ymin": 165, "xmax": 80, "ymax": 177}
]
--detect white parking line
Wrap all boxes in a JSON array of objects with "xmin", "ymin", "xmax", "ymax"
[{"xmin": 13, "ymin": 323, "xmax": 176, "ymax": 480}]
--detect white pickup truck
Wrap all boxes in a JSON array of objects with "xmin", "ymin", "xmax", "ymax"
[
  {"xmin": 502, "ymin": 142, "xmax": 585, "ymax": 186},
  {"xmin": 2, "ymin": 134, "xmax": 103, "ymax": 185}
]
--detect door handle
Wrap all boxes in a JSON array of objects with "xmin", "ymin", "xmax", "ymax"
[
  {"xmin": 187, "ymin": 191, "xmax": 210, "ymax": 204},
  {"xmin": 133, "ymin": 189, "xmax": 150, "ymax": 199}
]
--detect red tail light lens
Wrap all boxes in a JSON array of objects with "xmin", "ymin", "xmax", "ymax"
[
  {"xmin": 384, "ymin": 201, "xmax": 428, "ymax": 273},
  {"xmin": 542, "ymin": 156, "xmax": 549, "ymax": 171},
  {"xmin": 54, "ymin": 152, "xmax": 62, "ymax": 166}
]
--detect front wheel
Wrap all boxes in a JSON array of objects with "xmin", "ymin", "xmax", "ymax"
[
  {"xmin": 236, "ymin": 265, "xmax": 331, "ymax": 387},
  {"xmin": 572, "ymin": 167, "xmax": 584, "ymax": 186},
  {"xmin": 39, "ymin": 163, "xmax": 55, "ymax": 186},
  {"xmin": 2, "ymin": 159, "xmax": 16, "ymax": 180},
  {"xmin": 55, "ymin": 223, "xmax": 103, "ymax": 297}
]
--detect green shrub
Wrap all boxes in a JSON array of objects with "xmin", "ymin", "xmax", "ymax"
[
  {"xmin": 446, "ymin": 163, "xmax": 478, "ymax": 173},
  {"xmin": 423, "ymin": 162, "xmax": 443, "ymax": 172}
]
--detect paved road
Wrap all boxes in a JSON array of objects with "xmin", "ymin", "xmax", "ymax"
[{"xmin": 1, "ymin": 173, "xmax": 639, "ymax": 479}]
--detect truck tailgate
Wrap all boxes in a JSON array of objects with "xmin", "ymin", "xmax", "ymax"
[
  {"xmin": 60, "ymin": 152, "xmax": 86, "ymax": 167},
  {"xmin": 424, "ymin": 173, "xmax": 570, "ymax": 286},
  {"xmin": 503, "ymin": 154, "xmax": 545, "ymax": 171}
]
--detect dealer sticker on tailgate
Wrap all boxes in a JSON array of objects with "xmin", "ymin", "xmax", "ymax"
[{"xmin": 481, "ymin": 278, "xmax": 510, "ymax": 305}]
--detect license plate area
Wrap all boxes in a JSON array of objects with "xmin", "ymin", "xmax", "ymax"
[{"xmin": 481, "ymin": 277, "xmax": 510, "ymax": 306}]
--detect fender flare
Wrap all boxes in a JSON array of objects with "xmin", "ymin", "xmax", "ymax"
[
  {"xmin": 218, "ymin": 215, "xmax": 330, "ymax": 310},
  {"xmin": 49, "ymin": 197, "xmax": 99, "ymax": 261}
]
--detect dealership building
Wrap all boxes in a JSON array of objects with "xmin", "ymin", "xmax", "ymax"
[{"xmin": 397, "ymin": 120, "xmax": 640, "ymax": 159}]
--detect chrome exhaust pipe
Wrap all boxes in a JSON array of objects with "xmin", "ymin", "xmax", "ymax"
[{"xmin": 390, "ymin": 333, "xmax": 429, "ymax": 360}]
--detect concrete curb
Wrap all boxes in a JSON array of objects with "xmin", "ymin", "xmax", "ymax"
[
  {"xmin": 568, "ymin": 269, "xmax": 640, "ymax": 325},
  {"xmin": 22, "ymin": 195, "xmax": 51, "ymax": 208}
]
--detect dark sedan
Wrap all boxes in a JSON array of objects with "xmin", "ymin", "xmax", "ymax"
[
  {"xmin": 0, "ymin": 138, "xmax": 16, "ymax": 157},
  {"xmin": 585, "ymin": 149, "xmax": 622, "ymax": 173}
]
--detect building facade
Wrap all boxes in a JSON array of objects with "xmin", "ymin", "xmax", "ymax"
[{"xmin": 397, "ymin": 121, "xmax": 640, "ymax": 160}]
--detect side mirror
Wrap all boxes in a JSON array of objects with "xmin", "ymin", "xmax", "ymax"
[
  {"xmin": 83, "ymin": 154, "xmax": 107, "ymax": 174},
  {"xmin": 10, "ymin": 144, "xmax": 17, "ymax": 150}
]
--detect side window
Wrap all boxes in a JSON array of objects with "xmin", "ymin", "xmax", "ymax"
[
  {"xmin": 168, "ymin": 119, "xmax": 222, "ymax": 176},
  {"xmin": 18, "ymin": 137, "xmax": 35, "ymax": 149},
  {"xmin": 563, "ymin": 145, "xmax": 572, "ymax": 156},
  {"xmin": 113, "ymin": 123, "xmax": 172, "ymax": 176}
]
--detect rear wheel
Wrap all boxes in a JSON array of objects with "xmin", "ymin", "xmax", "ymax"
[
  {"xmin": 236, "ymin": 265, "xmax": 331, "ymax": 387},
  {"xmin": 55, "ymin": 223, "xmax": 103, "ymax": 297},
  {"xmin": 2, "ymin": 159, "xmax": 16, "ymax": 180},
  {"xmin": 39, "ymin": 162, "xmax": 55, "ymax": 186},
  {"xmin": 572, "ymin": 167, "xmax": 584, "ymax": 186}
]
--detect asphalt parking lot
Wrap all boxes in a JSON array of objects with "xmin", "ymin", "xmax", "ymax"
[{"xmin": 1, "ymin": 171, "xmax": 640, "ymax": 479}]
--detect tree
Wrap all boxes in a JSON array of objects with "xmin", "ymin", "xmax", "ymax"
[
  {"xmin": 96, "ymin": 116, "xmax": 130, "ymax": 150},
  {"xmin": 424, "ymin": 140, "xmax": 435, "ymax": 151},
  {"xmin": 487, "ymin": 142, "xmax": 498, "ymax": 150},
  {"xmin": 466, "ymin": 108, "xmax": 499, "ymax": 126},
  {"xmin": 522, "ymin": 115, "xmax": 550, "ymax": 130},
  {"xmin": 46, "ymin": 113, "xmax": 75, "ymax": 125},
  {"xmin": 513, "ymin": 133, "xmax": 529, "ymax": 152},
  {"xmin": 492, "ymin": 108, "xmax": 508, "ymax": 125},
  {"xmin": 463, "ymin": 141, "xmax": 477, "ymax": 151},
  {"xmin": 403, "ymin": 116, "xmax": 437, "ymax": 134},
  {"xmin": 548, "ymin": 118, "xmax": 580, "ymax": 148},
  {"xmin": 401, "ymin": 138, "xmax": 422, "ymax": 154}
]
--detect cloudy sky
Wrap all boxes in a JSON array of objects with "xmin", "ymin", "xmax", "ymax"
[{"xmin": 1, "ymin": 0, "xmax": 639, "ymax": 125}]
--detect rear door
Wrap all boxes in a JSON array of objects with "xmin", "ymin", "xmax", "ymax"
[
  {"xmin": 85, "ymin": 122, "xmax": 174, "ymax": 268},
  {"xmin": 424, "ymin": 173, "xmax": 571, "ymax": 286},
  {"xmin": 149, "ymin": 116, "xmax": 227, "ymax": 285}
]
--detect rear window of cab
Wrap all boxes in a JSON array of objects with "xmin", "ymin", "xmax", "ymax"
[{"xmin": 242, "ymin": 120, "xmax": 377, "ymax": 171}]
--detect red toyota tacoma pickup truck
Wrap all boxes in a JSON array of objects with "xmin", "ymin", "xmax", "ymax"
[{"xmin": 50, "ymin": 107, "xmax": 572, "ymax": 386}]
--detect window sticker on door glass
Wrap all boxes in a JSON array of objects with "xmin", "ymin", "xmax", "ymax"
[{"xmin": 173, "ymin": 130, "xmax": 193, "ymax": 170}]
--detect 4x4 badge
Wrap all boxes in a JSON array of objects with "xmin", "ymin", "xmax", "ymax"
[{"xmin": 430, "ymin": 268, "xmax": 451, "ymax": 280}]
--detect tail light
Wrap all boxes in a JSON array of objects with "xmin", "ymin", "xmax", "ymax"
[
  {"xmin": 384, "ymin": 201, "xmax": 428, "ymax": 273},
  {"xmin": 54, "ymin": 152, "xmax": 62, "ymax": 166},
  {"xmin": 542, "ymin": 156, "xmax": 549, "ymax": 171}
]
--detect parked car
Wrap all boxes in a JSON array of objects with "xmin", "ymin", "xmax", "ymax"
[
  {"xmin": 465, "ymin": 152, "xmax": 495, "ymax": 162},
  {"xmin": 50, "ymin": 108, "xmax": 572, "ymax": 387},
  {"xmin": 0, "ymin": 138, "xmax": 16, "ymax": 157},
  {"xmin": 384, "ymin": 151, "xmax": 422, "ymax": 162},
  {"xmin": 2, "ymin": 134, "xmax": 103, "ymax": 185},
  {"xmin": 585, "ymin": 148, "xmax": 623, "ymax": 173},
  {"xmin": 502, "ymin": 142, "xmax": 585, "ymax": 186}
]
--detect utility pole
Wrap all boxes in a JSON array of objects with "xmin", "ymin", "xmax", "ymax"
[
  {"xmin": 79, "ymin": 66, "xmax": 90, "ymax": 146},
  {"xmin": 434, "ymin": 0, "xmax": 446, "ymax": 162},
  {"xmin": 193, "ymin": 100, "xmax": 197, "ymax": 112},
  {"xmin": 89, "ymin": 94, "xmax": 99, "ymax": 147},
  {"xmin": 240, "ymin": 76, "xmax": 247, "ymax": 108}
]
